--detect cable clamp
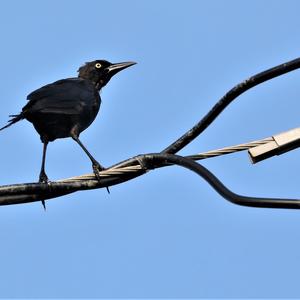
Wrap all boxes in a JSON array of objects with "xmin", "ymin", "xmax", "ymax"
[{"xmin": 248, "ymin": 127, "xmax": 300, "ymax": 163}]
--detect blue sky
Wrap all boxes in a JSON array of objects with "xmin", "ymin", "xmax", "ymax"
[{"xmin": 1, "ymin": 0, "xmax": 300, "ymax": 298}]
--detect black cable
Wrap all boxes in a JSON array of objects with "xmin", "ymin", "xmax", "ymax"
[
  {"xmin": 162, "ymin": 57, "xmax": 300, "ymax": 154},
  {"xmin": 142, "ymin": 153, "xmax": 300, "ymax": 209}
]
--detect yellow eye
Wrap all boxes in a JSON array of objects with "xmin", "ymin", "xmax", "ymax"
[{"xmin": 95, "ymin": 63, "xmax": 102, "ymax": 69}]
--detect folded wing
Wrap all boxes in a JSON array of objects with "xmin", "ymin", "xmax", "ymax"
[{"xmin": 23, "ymin": 78, "xmax": 99, "ymax": 116}]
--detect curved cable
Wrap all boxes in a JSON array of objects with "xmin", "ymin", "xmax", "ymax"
[
  {"xmin": 142, "ymin": 153, "xmax": 300, "ymax": 209},
  {"xmin": 162, "ymin": 57, "xmax": 300, "ymax": 154}
]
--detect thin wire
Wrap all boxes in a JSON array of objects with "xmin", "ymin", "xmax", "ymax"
[
  {"xmin": 60, "ymin": 136, "xmax": 273, "ymax": 182},
  {"xmin": 187, "ymin": 137, "xmax": 273, "ymax": 160}
]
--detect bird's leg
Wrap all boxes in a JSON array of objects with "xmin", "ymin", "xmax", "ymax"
[
  {"xmin": 39, "ymin": 140, "xmax": 49, "ymax": 210},
  {"xmin": 71, "ymin": 135, "xmax": 110, "ymax": 193},
  {"xmin": 71, "ymin": 135, "xmax": 105, "ymax": 171},
  {"xmin": 39, "ymin": 141, "xmax": 49, "ymax": 183}
]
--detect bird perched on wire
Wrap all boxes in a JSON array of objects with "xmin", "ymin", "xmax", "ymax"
[{"xmin": 0, "ymin": 59, "xmax": 136, "ymax": 209}]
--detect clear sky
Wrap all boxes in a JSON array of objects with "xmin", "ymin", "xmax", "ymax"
[{"xmin": 1, "ymin": 0, "xmax": 300, "ymax": 298}]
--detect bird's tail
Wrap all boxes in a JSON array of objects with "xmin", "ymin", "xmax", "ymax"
[{"xmin": 0, "ymin": 113, "xmax": 24, "ymax": 131}]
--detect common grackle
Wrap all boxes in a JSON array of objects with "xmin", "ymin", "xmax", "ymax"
[{"xmin": 0, "ymin": 59, "xmax": 136, "ymax": 209}]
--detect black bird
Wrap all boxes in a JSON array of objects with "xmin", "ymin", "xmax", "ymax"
[{"xmin": 0, "ymin": 59, "xmax": 136, "ymax": 209}]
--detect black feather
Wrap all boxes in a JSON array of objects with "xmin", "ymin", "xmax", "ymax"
[{"xmin": 0, "ymin": 113, "xmax": 23, "ymax": 131}]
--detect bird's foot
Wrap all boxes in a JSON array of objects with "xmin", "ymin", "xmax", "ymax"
[
  {"xmin": 39, "ymin": 171, "xmax": 49, "ymax": 184},
  {"xmin": 92, "ymin": 163, "xmax": 104, "ymax": 180},
  {"xmin": 38, "ymin": 171, "xmax": 50, "ymax": 210},
  {"xmin": 92, "ymin": 163, "xmax": 110, "ymax": 194}
]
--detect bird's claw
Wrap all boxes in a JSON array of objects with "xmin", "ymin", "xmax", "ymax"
[
  {"xmin": 38, "ymin": 172, "xmax": 50, "ymax": 210},
  {"xmin": 92, "ymin": 163, "xmax": 104, "ymax": 181},
  {"xmin": 39, "ymin": 172, "xmax": 50, "ymax": 184},
  {"xmin": 92, "ymin": 163, "xmax": 110, "ymax": 193}
]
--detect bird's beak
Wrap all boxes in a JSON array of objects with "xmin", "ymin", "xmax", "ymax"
[{"xmin": 106, "ymin": 61, "xmax": 137, "ymax": 76}]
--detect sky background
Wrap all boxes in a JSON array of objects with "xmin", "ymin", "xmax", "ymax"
[{"xmin": 1, "ymin": 0, "xmax": 300, "ymax": 298}]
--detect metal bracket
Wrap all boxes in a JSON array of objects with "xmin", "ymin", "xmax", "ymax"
[{"xmin": 248, "ymin": 127, "xmax": 300, "ymax": 163}]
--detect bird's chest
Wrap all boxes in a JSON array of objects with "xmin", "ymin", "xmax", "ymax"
[
  {"xmin": 83, "ymin": 92, "xmax": 101, "ymax": 118},
  {"xmin": 77, "ymin": 92, "xmax": 101, "ymax": 129},
  {"xmin": 92, "ymin": 93, "xmax": 101, "ymax": 116}
]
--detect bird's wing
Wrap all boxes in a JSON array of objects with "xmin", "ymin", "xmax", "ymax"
[{"xmin": 23, "ymin": 78, "xmax": 99, "ymax": 115}]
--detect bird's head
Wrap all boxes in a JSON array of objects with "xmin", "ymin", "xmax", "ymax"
[{"xmin": 77, "ymin": 59, "xmax": 136, "ymax": 89}]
